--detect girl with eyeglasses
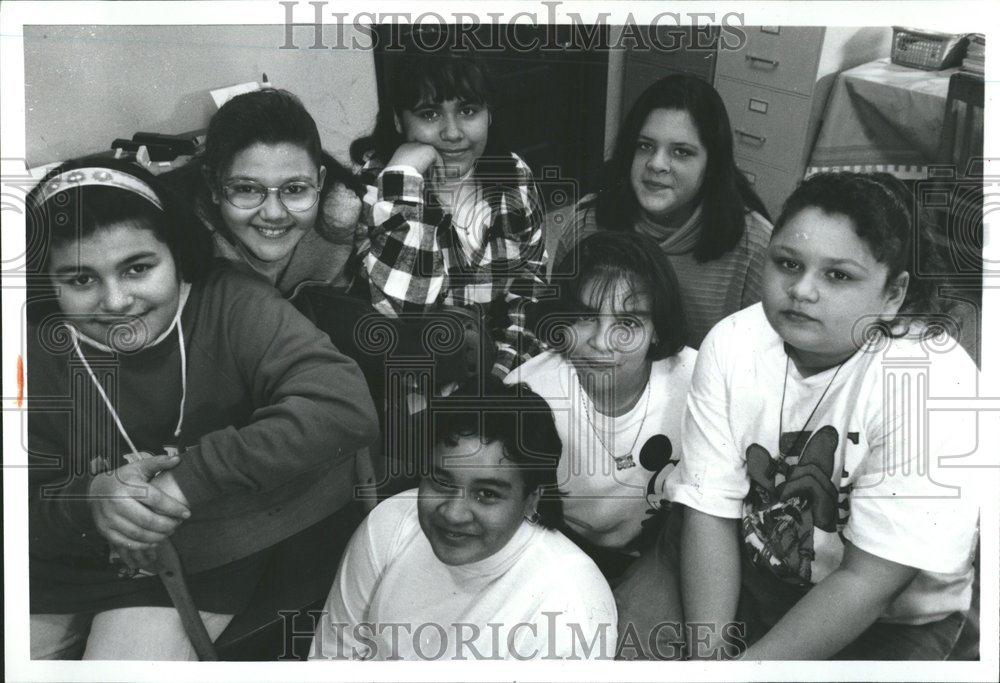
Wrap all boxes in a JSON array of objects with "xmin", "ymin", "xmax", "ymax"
[{"xmin": 163, "ymin": 88, "xmax": 365, "ymax": 303}]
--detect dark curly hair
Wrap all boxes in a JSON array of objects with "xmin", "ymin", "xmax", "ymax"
[
  {"xmin": 429, "ymin": 377, "xmax": 564, "ymax": 529},
  {"xmin": 542, "ymin": 230, "xmax": 688, "ymax": 361},
  {"xmin": 773, "ymin": 172, "xmax": 952, "ymax": 332},
  {"xmin": 587, "ymin": 74, "xmax": 769, "ymax": 262}
]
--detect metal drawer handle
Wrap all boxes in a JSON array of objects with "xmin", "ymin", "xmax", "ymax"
[
  {"xmin": 735, "ymin": 129, "xmax": 767, "ymax": 145},
  {"xmin": 745, "ymin": 54, "xmax": 780, "ymax": 68}
]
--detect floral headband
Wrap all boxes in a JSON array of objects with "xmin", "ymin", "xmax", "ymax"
[{"xmin": 35, "ymin": 167, "xmax": 163, "ymax": 210}]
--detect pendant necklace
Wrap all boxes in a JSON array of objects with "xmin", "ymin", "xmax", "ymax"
[
  {"xmin": 777, "ymin": 352, "xmax": 847, "ymax": 460},
  {"xmin": 579, "ymin": 372, "xmax": 651, "ymax": 471}
]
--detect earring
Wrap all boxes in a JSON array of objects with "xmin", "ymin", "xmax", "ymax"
[{"xmin": 525, "ymin": 510, "xmax": 540, "ymax": 525}]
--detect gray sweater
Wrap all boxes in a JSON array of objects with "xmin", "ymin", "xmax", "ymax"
[{"xmin": 29, "ymin": 266, "xmax": 379, "ymax": 613}]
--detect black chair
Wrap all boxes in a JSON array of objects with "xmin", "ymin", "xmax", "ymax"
[
  {"xmin": 301, "ymin": 288, "xmax": 496, "ymax": 495},
  {"xmin": 937, "ymin": 71, "xmax": 984, "ymax": 177},
  {"xmin": 212, "ymin": 291, "xmax": 496, "ymax": 660},
  {"xmin": 929, "ymin": 72, "xmax": 984, "ymax": 366}
]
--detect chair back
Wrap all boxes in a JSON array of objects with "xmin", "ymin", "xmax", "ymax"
[{"xmin": 937, "ymin": 72, "xmax": 984, "ymax": 177}]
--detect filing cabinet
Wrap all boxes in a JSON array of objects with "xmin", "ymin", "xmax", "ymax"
[
  {"xmin": 620, "ymin": 26, "xmax": 719, "ymax": 115},
  {"xmin": 621, "ymin": 26, "xmax": 892, "ymax": 217}
]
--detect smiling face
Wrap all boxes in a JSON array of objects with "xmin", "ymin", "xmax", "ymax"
[
  {"xmin": 629, "ymin": 108, "xmax": 708, "ymax": 226},
  {"xmin": 418, "ymin": 435, "xmax": 538, "ymax": 566},
  {"xmin": 762, "ymin": 207, "xmax": 908, "ymax": 371},
  {"xmin": 566, "ymin": 275, "xmax": 656, "ymax": 390},
  {"xmin": 49, "ymin": 222, "xmax": 181, "ymax": 350},
  {"xmin": 398, "ymin": 98, "xmax": 489, "ymax": 178},
  {"xmin": 214, "ymin": 141, "xmax": 325, "ymax": 263}
]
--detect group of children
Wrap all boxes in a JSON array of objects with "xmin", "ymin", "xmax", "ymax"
[{"xmin": 26, "ymin": 51, "xmax": 980, "ymax": 662}]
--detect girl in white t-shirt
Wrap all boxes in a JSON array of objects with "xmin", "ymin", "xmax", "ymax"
[
  {"xmin": 507, "ymin": 231, "xmax": 697, "ymax": 580},
  {"xmin": 617, "ymin": 172, "xmax": 981, "ymax": 661}
]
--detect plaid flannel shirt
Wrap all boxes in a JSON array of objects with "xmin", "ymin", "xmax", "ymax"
[{"xmin": 356, "ymin": 152, "xmax": 547, "ymax": 378}]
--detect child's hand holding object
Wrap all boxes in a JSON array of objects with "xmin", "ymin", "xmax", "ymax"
[{"xmin": 88, "ymin": 454, "xmax": 191, "ymax": 565}]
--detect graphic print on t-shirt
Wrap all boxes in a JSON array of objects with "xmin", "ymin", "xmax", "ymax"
[
  {"xmin": 640, "ymin": 434, "xmax": 678, "ymax": 508},
  {"xmin": 623, "ymin": 434, "xmax": 679, "ymax": 551},
  {"xmin": 741, "ymin": 425, "xmax": 846, "ymax": 585}
]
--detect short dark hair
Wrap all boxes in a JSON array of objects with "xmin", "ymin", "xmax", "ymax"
[
  {"xmin": 204, "ymin": 88, "xmax": 323, "ymax": 183},
  {"xmin": 542, "ymin": 231, "xmax": 688, "ymax": 360},
  {"xmin": 350, "ymin": 52, "xmax": 504, "ymax": 166},
  {"xmin": 430, "ymin": 377, "xmax": 564, "ymax": 529},
  {"xmin": 773, "ymin": 171, "xmax": 950, "ymax": 329},
  {"xmin": 590, "ymin": 74, "xmax": 769, "ymax": 261},
  {"xmin": 197, "ymin": 88, "xmax": 362, "ymax": 215},
  {"xmin": 26, "ymin": 157, "xmax": 214, "ymax": 323}
]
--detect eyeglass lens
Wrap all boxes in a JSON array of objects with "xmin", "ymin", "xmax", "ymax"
[{"xmin": 223, "ymin": 182, "xmax": 319, "ymax": 211}]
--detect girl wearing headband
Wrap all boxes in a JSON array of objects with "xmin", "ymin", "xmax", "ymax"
[{"xmin": 26, "ymin": 158, "xmax": 378, "ymax": 660}]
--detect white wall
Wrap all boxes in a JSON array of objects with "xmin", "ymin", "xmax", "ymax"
[{"xmin": 23, "ymin": 25, "xmax": 378, "ymax": 168}]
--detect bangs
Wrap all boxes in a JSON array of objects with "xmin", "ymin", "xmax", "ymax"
[
  {"xmin": 572, "ymin": 267, "xmax": 650, "ymax": 315},
  {"xmin": 395, "ymin": 58, "xmax": 491, "ymax": 111}
]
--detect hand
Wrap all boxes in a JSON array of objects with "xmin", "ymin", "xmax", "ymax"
[
  {"xmin": 316, "ymin": 182, "xmax": 363, "ymax": 244},
  {"xmin": 89, "ymin": 454, "xmax": 190, "ymax": 550},
  {"xmin": 387, "ymin": 142, "xmax": 441, "ymax": 175},
  {"xmin": 149, "ymin": 469, "xmax": 189, "ymax": 508},
  {"xmin": 436, "ymin": 381, "xmax": 460, "ymax": 398}
]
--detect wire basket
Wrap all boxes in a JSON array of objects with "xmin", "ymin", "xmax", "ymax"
[{"xmin": 891, "ymin": 27, "xmax": 968, "ymax": 70}]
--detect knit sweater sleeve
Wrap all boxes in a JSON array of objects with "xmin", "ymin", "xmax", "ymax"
[
  {"xmin": 552, "ymin": 198, "xmax": 600, "ymax": 272},
  {"xmin": 739, "ymin": 210, "xmax": 774, "ymax": 308},
  {"xmin": 27, "ymin": 421, "xmax": 105, "ymax": 558},
  {"xmin": 170, "ymin": 271, "xmax": 380, "ymax": 508}
]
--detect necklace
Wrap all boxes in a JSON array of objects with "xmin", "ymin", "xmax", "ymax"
[
  {"xmin": 578, "ymin": 372, "xmax": 652, "ymax": 471},
  {"xmin": 777, "ymin": 353, "xmax": 847, "ymax": 460}
]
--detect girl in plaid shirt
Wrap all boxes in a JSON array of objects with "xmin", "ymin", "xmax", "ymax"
[{"xmin": 351, "ymin": 53, "xmax": 547, "ymax": 380}]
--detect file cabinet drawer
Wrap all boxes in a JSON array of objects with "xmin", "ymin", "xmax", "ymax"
[
  {"xmin": 716, "ymin": 76, "xmax": 813, "ymax": 172},
  {"xmin": 735, "ymin": 156, "xmax": 801, "ymax": 220},
  {"xmin": 716, "ymin": 26, "xmax": 823, "ymax": 96}
]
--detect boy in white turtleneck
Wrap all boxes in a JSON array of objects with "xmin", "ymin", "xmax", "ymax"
[{"xmin": 310, "ymin": 380, "xmax": 617, "ymax": 661}]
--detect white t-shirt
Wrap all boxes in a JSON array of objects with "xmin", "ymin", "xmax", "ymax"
[
  {"xmin": 310, "ymin": 491, "xmax": 617, "ymax": 661},
  {"xmin": 666, "ymin": 304, "xmax": 981, "ymax": 624},
  {"xmin": 506, "ymin": 349, "xmax": 697, "ymax": 550}
]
